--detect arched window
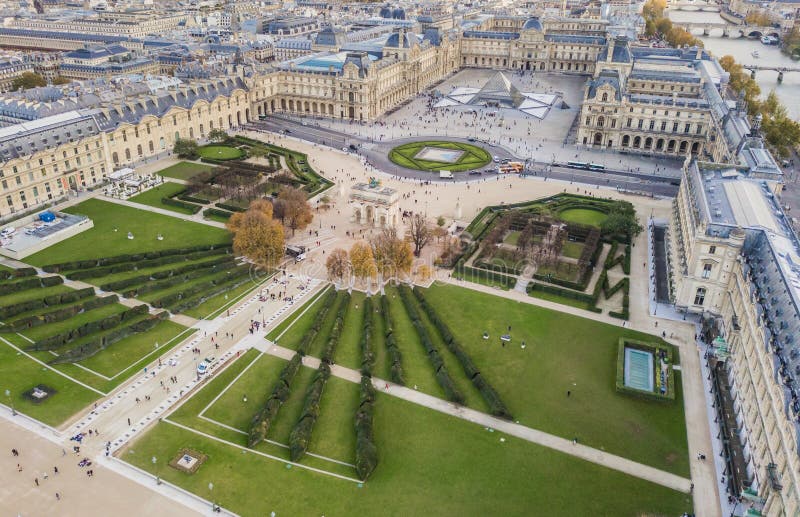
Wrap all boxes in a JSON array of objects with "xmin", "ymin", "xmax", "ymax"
[
  {"xmin": 694, "ymin": 288, "xmax": 706, "ymax": 306},
  {"xmin": 597, "ymin": 116, "xmax": 605, "ymax": 128},
  {"xmin": 601, "ymin": 92, "xmax": 608, "ymax": 102}
]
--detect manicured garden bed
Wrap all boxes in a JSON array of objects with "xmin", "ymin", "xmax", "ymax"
[{"xmin": 388, "ymin": 141, "xmax": 491, "ymax": 172}]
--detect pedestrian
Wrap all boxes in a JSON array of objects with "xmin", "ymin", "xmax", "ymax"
[
  {"xmin": 690, "ymin": 482, "xmax": 694, "ymax": 493},
  {"xmin": 17, "ymin": 463, "xmax": 22, "ymax": 472},
  {"xmin": 567, "ymin": 390, "xmax": 571, "ymax": 397},
  {"xmin": 127, "ymin": 418, "xmax": 131, "ymax": 426},
  {"xmin": 43, "ymin": 472, "xmax": 48, "ymax": 480},
  {"xmin": 56, "ymin": 492, "xmax": 60, "ymax": 501},
  {"xmin": 11, "ymin": 448, "xmax": 18, "ymax": 456},
  {"xmin": 34, "ymin": 477, "xmax": 39, "ymax": 486},
  {"xmin": 54, "ymin": 466, "xmax": 58, "ymax": 475}
]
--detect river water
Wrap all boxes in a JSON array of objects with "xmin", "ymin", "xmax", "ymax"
[{"xmin": 668, "ymin": 9, "xmax": 800, "ymax": 119}]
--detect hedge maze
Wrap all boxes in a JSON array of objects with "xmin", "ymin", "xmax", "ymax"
[
  {"xmin": 454, "ymin": 194, "xmax": 634, "ymax": 318},
  {"xmin": 41, "ymin": 244, "xmax": 253, "ymax": 318}
]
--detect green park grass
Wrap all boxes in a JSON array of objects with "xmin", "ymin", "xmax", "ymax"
[
  {"xmin": 0, "ymin": 336, "xmax": 100, "ymax": 426},
  {"xmin": 157, "ymin": 161, "xmax": 215, "ymax": 181},
  {"xmin": 24, "ymin": 199, "xmax": 231, "ymax": 266},
  {"xmin": 421, "ymin": 284, "xmax": 689, "ymax": 476},
  {"xmin": 268, "ymin": 283, "xmax": 688, "ymax": 475},
  {"xmin": 558, "ymin": 208, "xmax": 608, "ymax": 227},
  {"xmin": 128, "ymin": 182, "xmax": 196, "ymax": 215},
  {"xmin": 388, "ymin": 141, "xmax": 491, "ymax": 172},
  {"xmin": 198, "ymin": 145, "xmax": 244, "ymax": 161},
  {"xmin": 503, "ymin": 230, "xmax": 520, "ymax": 246},
  {"xmin": 125, "ymin": 347, "xmax": 692, "ymax": 517},
  {"xmin": 561, "ymin": 240, "xmax": 584, "ymax": 259}
]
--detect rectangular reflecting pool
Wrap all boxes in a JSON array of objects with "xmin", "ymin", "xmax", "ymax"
[{"xmin": 624, "ymin": 348, "xmax": 654, "ymax": 392}]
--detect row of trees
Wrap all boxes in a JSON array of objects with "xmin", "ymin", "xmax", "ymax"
[
  {"xmin": 719, "ymin": 56, "xmax": 800, "ymax": 157},
  {"xmin": 642, "ymin": 0, "xmax": 703, "ymax": 48},
  {"xmin": 325, "ymin": 228, "xmax": 414, "ymax": 284},
  {"xmin": 355, "ymin": 296, "xmax": 378, "ymax": 480},
  {"xmin": 10, "ymin": 72, "xmax": 70, "ymax": 91},
  {"xmin": 247, "ymin": 289, "xmax": 338, "ymax": 447}
]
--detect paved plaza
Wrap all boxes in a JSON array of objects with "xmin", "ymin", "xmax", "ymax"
[{"xmin": 306, "ymin": 69, "xmax": 684, "ymax": 178}]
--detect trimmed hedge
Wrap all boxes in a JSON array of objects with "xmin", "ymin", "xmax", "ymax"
[
  {"xmin": 203, "ymin": 208, "xmax": 233, "ymax": 220},
  {"xmin": 50, "ymin": 311, "xmax": 169, "ymax": 364},
  {"xmin": 359, "ymin": 297, "xmax": 375, "ymax": 377},
  {"xmin": 0, "ymin": 266, "xmax": 37, "ymax": 280},
  {"xmin": 412, "ymin": 288, "xmax": 512, "ymax": 419},
  {"xmin": 288, "ymin": 363, "xmax": 331, "ymax": 461},
  {"xmin": 455, "ymin": 265, "xmax": 516, "ymax": 290},
  {"xmin": 295, "ymin": 289, "xmax": 337, "ymax": 356},
  {"xmin": 104, "ymin": 257, "xmax": 236, "ymax": 295},
  {"xmin": 215, "ymin": 202, "xmax": 246, "ymax": 213},
  {"xmin": 1, "ymin": 294, "xmax": 118, "ymax": 333},
  {"xmin": 354, "ymin": 376, "xmax": 378, "ymax": 480},
  {"xmin": 320, "ymin": 292, "xmax": 350, "ymax": 364},
  {"xmin": 247, "ymin": 353, "xmax": 303, "ymax": 447},
  {"xmin": 31, "ymin": 304, "xmax": 149, "ymax": 351},
  {"xmin": 398, "ymin": 286, "xmax": 464, "ymax": 405},
  {"xmin": 161, "ymin": 197, "xmax": 201, "ymax": 214},
  {"xmin": 380, "ymin": 295, "xmax": 405, "ymax": 385},
  {"xmin": 177, "ymin": 194, "xmax": 210, "ymax": 205},
  {"xmin": 148, "ymin": 266, "xmax": 249, "ymax": 310},
  {"xmin": 42, "ymin": 244, "xmax": 231, "ymax": 274},
  {"xmin": 0, "ymin": 286, "xmax": 94, "ymax": 320},
  {"xmin": 288, "ymin": 291, "xmax": 350, "ymax": 461},
  {"xmin": 0, "ymin": 275, "xmax": 63, "ymax": 296}
]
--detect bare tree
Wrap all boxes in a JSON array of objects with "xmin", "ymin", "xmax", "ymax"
[{"xmin": 408, "ymin": 213, "xmax": 432, "ymax": 257}]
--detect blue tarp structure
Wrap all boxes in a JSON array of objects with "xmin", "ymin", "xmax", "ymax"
[{"xmin": 39, "ymin": 211, "xmax": 55, "ymax": 222}]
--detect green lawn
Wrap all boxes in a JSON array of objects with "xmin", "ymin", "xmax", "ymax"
[
  {"xmin": 157, "ymin": 162, "xmax": 215, "ymax": 181},
  {"xmin": 503, "ymin": 231, "xmax": 520, "ymax": 246},
  {"xmin": 0, "ymin": 284, "xmax": 73, "ymax": 307},
  {"xmin": 24, "ymin": 199, "xmax": 231, "ymax": 266},
  {"xmin": 198, "ymin": 145, "xmax": 244, "ymax": 161},
  {"xmin": 267, "ymin": 286, "xmax": 332, "ymax": 342},
  {"xmin": 75, "ymin": 321, "xmax": 189, "ymax": 379},
  {"xmin": 0, "ymin": 335, "xmax": 100, "ymax": 426},
  {"xmin": 561, "ymin": 240, "xmax": 584, "ymax": 259},
  {"xmin": 125, "ymin": 348, "xmax": 692, "ymax": 516},
  {"xmin": 558, "ymin": 208, "xmax": 608, "ymax": 227},
  {"xmin": 128, "ymin": 183, "xmax": 196, "ymax": 215},
  {"xmin": 421, "ymin": 284, "xmax": 689, "ymax": 476}
]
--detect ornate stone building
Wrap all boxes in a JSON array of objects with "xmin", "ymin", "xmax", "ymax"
[
  {"xmin": 667, "ymin": 149, "xmax": 798, "ymax": 515},
  {"xmin": 576, "ymin": 39, "xmax": 718, "ymax": 158}
]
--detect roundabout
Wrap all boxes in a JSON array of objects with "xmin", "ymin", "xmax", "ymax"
[{"xmin": 388, "ymin": 140, "xmax": 492, "ymax": 173}]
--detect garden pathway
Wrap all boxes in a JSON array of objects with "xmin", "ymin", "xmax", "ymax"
[{"xmin": 258, "ymin": 340, "xmax": 691, "ymax": 494}]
